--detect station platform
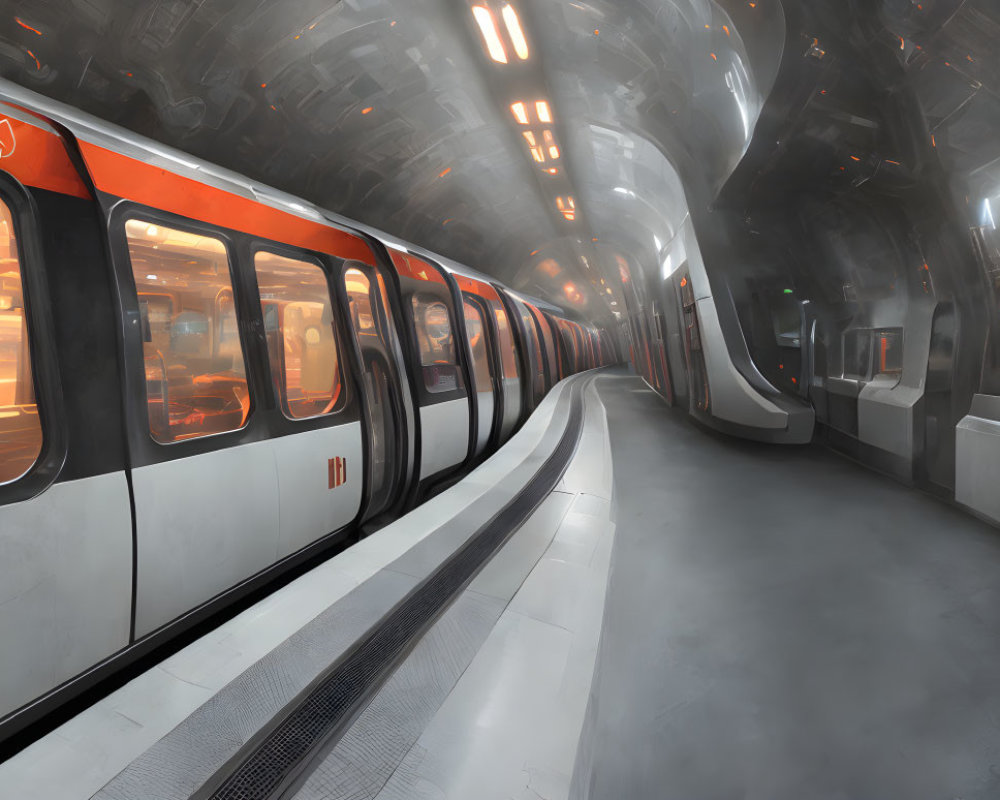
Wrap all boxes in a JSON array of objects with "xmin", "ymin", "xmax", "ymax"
[{"xmin": 5, "ymin": 369, "xmax": 1000, "ymax": 799}]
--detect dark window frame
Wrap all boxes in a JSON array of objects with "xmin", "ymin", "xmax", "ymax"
[
  {"xmin": 0, "ymin": 172, "xmax": 68, "ymax": 506},
  {"xmin": 251, "ymin": 245, "xmax": 349, "ymax": 422}
]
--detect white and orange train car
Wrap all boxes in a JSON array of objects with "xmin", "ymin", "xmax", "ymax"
[{"xmin": 0, "ymin": 80, "xmax": 616, "ymax": 745}]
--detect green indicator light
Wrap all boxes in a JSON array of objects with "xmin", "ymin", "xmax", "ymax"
[{"xmin": 783, "ymin": 289, "xmax": 794, "ymax": 294}]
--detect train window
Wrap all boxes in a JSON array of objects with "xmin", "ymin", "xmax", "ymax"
[
  {"xmin": 125, "ymin": 220, "xmax": 250, "ymax": 443},
  {"xmin": 255, "ymin": 251, "xmax": 342, "ymax": 420},
  {"xmin": 412, "ymin": 294, "xmax": 459, "ymax": 393},
  {"xmin": 345, "ymin": 268, "xmax": 376, "ymax": 335},
  {"xmin": 464, "ymin": 300, "xmax": 493, "ymax": 393},
  {"xmin": 0, "ymin": 199, "xmax": 42, "ymax": 484},
  {"xmin": 493, "ymin": 306, "xmax": 519, "ymax": 380},
  {"xmin": 876, "ymin": 329, "xmax": 903, "ymax": 375}
]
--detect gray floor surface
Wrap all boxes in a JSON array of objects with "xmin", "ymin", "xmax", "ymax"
[{"xmin": 579, "ymin": 372, "xmax": 1000, "ymax": 800}]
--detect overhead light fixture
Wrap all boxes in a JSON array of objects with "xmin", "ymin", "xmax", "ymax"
[
  {"xmin": 536, "ymin": 100, "xmax": 552, "ymax": 123},
  {"xmin": 542, "ymin": 129, "xmax": 559, "ymax": 159},
  {"xmin": 525, "ymin": 130, "xmax": 545, "ymax": 163},
  {"xmin": 556, "ymin": 196, "xmax": 576, "ymax": 221},
  {"xmin": 502, "ymin": 4, "xmax": 529, "ymax": 60},
  {"xmin": 472, "ymin": 6, "xmax": 508, "ymax": 63},
  {"xmin": 511, "ymin": 102, "xmax": 529, "ymax": 124}
]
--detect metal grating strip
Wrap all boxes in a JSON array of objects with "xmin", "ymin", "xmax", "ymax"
[{"xmin": 195, "ymin": 377, "xmax": 588, "ymax": 800}]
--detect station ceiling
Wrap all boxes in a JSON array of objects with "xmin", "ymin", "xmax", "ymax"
[{"xmin": 0, "ymin": 0, "xmax": 782, "ymax": 325}]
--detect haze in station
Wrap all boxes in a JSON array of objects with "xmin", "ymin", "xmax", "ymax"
[{"xmin": 3, "ymin": 1, "xmax": 1000, "ymax": 799}]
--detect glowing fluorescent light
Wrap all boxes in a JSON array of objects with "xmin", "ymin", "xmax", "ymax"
[
  {"xmin": 523, "ymin": 131, "xmax": 537, "ymax": 146},
  {"xmin": 472, "ymin": 6, "xmax": 508, "ymax": 63},
  {"xmin": 983, "ymin": 198, "xmax": 996, "ymax": 230},
  {"xmin": 502, "ymin": 5, "xmax": 529, "ymax": 60},
  {"xmin": 536, "ymin": 100, "xmax": 552, "ymax": 123},
  {"xmin": 511, "ymin": 102, "xmax": 529, "ymax": 124}
]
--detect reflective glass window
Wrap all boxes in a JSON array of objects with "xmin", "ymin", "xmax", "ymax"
[
  {"xmin": 255, "ymin": 251, "xmax": 342, "ymax": 420},
  {"xmin": 877, "ymin": 329, "xmax": 903, "ymax": 375},
  {"xmin": 0, "ymin": 199, "xmax": 42, "ymax": 483},
  {"xmin": 464, "ymin": 300, "xmax": 493, "ymax": 393},
  {"xmin": 346, "ymin": 269, "xmax": 377, "ymax": 335},
  {"xmin": 412, "ymin": 294, "xmax": 459, "ymax": 393},
  {"xmin": 494, "ymin": 306, "xmax": 519, "ymax": 380},
  {"xmin": 126, "ymin": 220, "xmax": 250, "ymax": 442},
  {"xmin": 843, "ymin": 329, "xmax": 872, "ymax": 380}
]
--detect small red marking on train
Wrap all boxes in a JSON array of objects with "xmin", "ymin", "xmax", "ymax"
[{"xmin": 328, "ymin": 457, "xmax": 347, "ymax": 489}]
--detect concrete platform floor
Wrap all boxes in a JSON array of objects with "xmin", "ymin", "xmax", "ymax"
[{"xmin": 574, "ymin": 373, "xmax": 1000, "ymax": 800}]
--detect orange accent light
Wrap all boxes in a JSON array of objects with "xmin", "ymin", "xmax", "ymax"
[
  {"xmin": 438, "ymin": 167, "xmax": 451, "ymax": 178},
  {"xmin": 15, "ymin": 17, "xmax": 42, "ymax": 35},
  {"xmin": 362, "ymin": 106, "xmax": 373, "ymax": 115}
]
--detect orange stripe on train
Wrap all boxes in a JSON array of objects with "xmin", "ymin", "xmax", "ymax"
[
  {"xmin": 77, "ymin": 140, "xmax": 376, "ymax": 264},
  {"xmin": 0, "ymin": 113, "xmax": 89, "ymax": 199}
]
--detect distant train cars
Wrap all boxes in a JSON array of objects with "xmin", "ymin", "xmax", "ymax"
[{"xmin": 0, "ymin": 82, "xmax": 615, "ymax": 743}]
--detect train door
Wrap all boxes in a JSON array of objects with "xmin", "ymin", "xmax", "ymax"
[
  {"xmin": 113, "ymin": 216, "xmax": 368, "ymax": 637},
  {"xmin": 650, "ymin": 300, "xmax": 675, "ymax": 404},
  {"xmin": 0, "ymin": 108, "xmax": 133, "ymax": 724},
  {"xmin": 341, "ymin": 263, "xmax": 407, "ymax": 522},
  {"xmin": 115, "ymin": 216, "xmax": 281, "ymax": 637},
  {"xmin": 512, "ymin": 296, "xmax": 547, "ymax": 408},
  {"xmin": 546, "ymin": 313, "xmax": 573, "ymax": 379},
  {"xmin": 527, "ymin": 302, "xmax": 558, "ymax": 389},
  {"xmin": 250, "ymin": 247, "xmax": 364, "ymax": 562},
  {"xmin": 462, "ymin": 294, "xmax": 499, "ymax": 456},
  {"xmin": 492, "ymin": 298, "xmax": 524, "ymax": 439},
  {"xmin": 387, "ymin": 249, "xmax": 472, "ymax": 488}
]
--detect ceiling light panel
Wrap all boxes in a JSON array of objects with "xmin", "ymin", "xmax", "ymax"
[{"xmin": 472, "ymin": 6, "xmax": 508, "ymax": 63}]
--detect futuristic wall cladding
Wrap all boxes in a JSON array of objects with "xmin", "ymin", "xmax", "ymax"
[{"xmin": 625, "ymin": 0, "xmax": 1000, "ymax": 525}]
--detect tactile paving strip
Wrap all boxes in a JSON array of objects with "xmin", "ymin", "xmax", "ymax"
[{"xmin": 195, "ymin": 378, "xmax": 588, "ymax": 800}]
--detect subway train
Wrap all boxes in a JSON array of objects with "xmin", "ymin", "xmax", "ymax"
[{"xmin": 0, "ymin": 82, "xmax": 617, "ymax": 743}]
